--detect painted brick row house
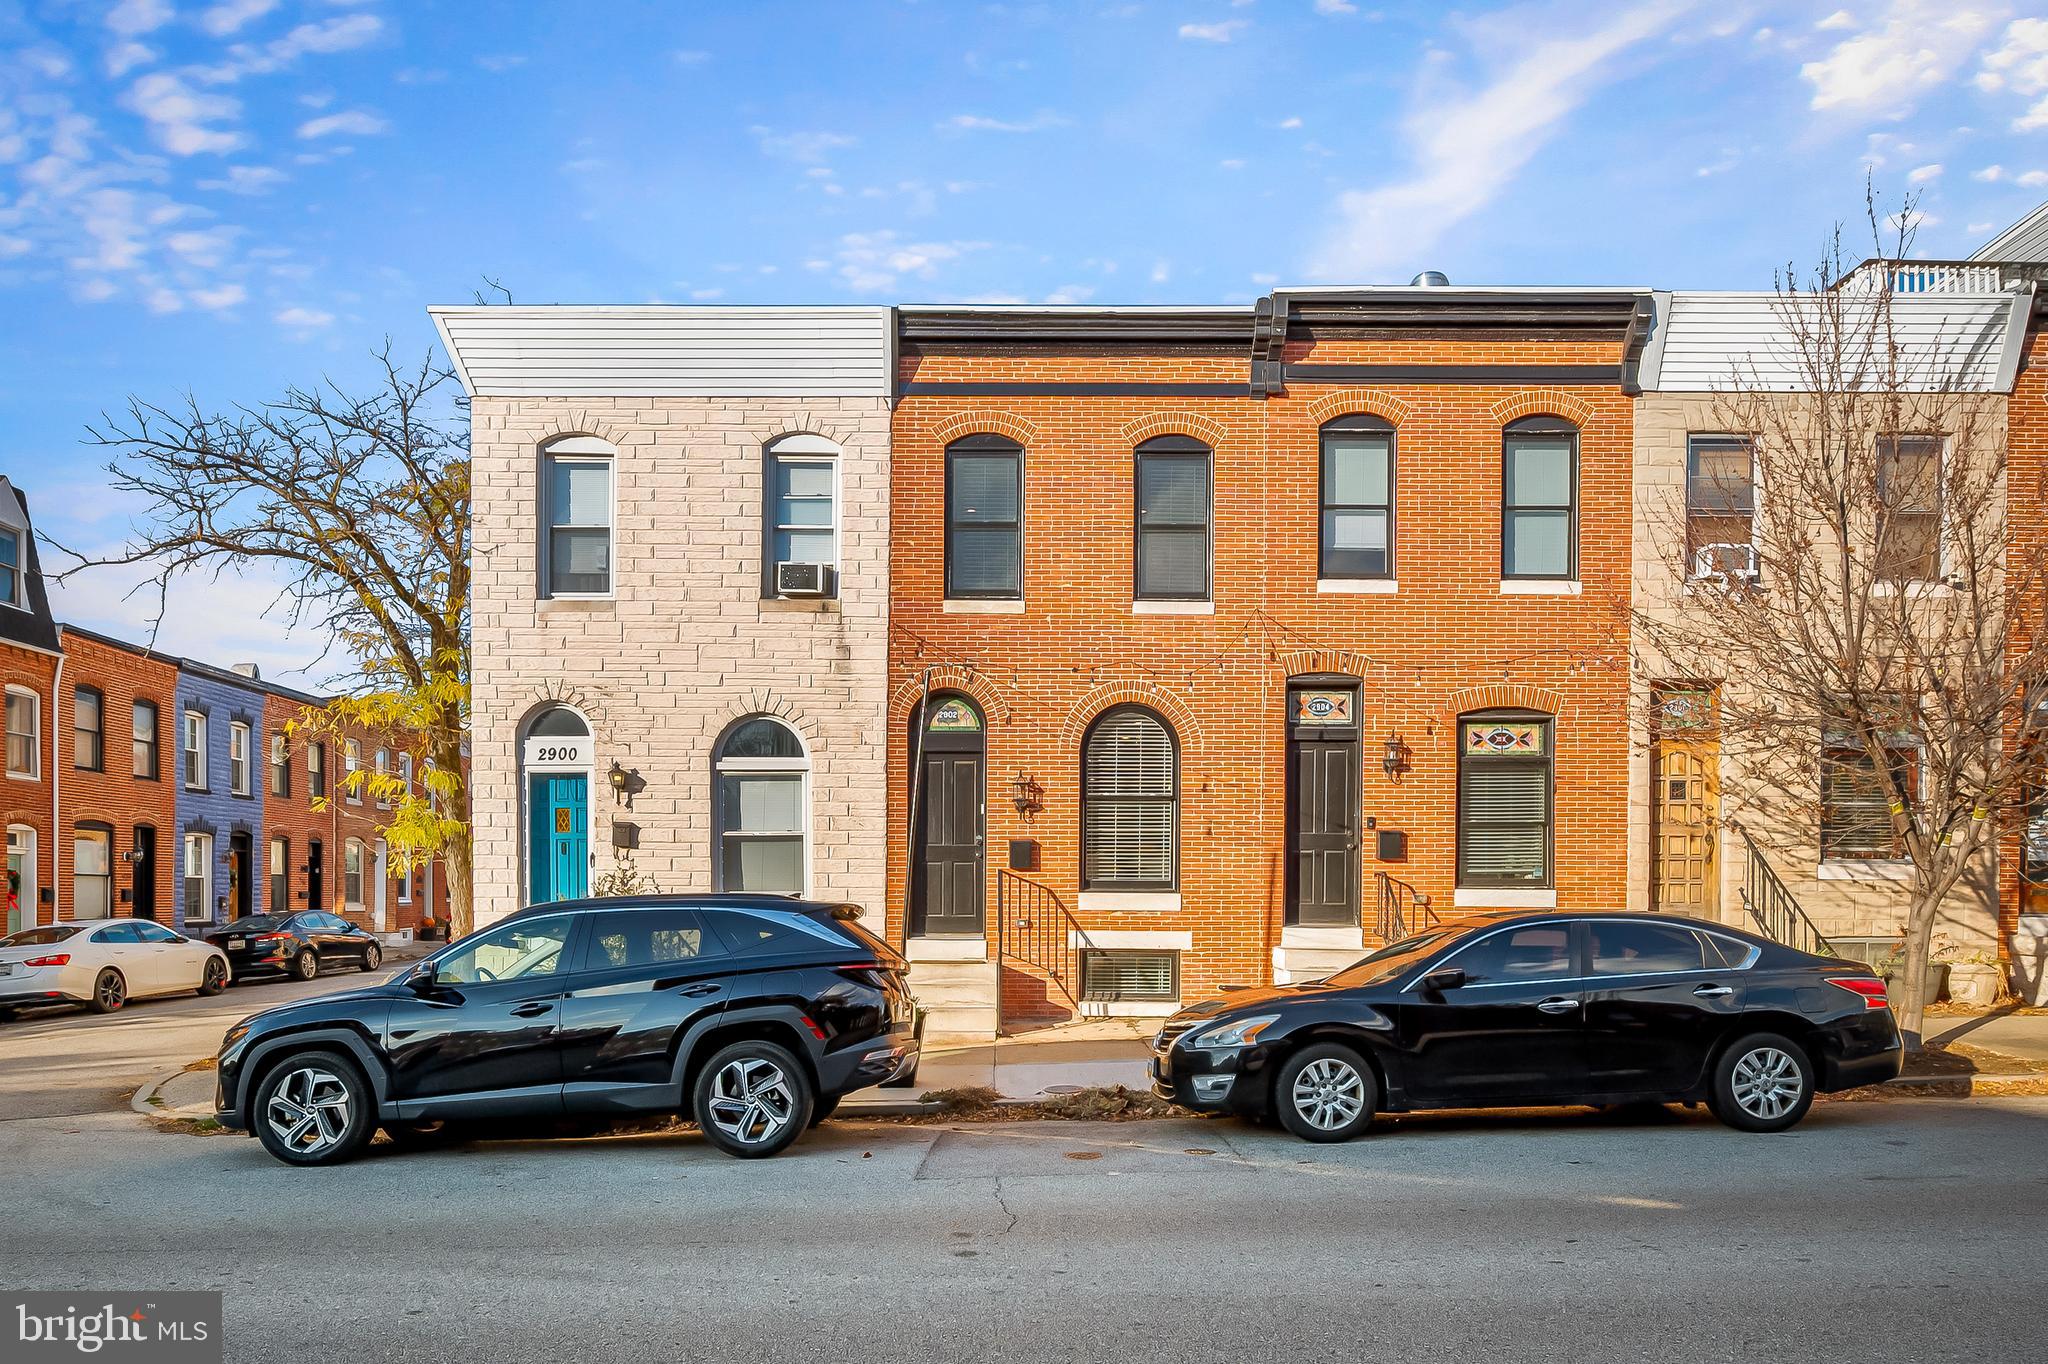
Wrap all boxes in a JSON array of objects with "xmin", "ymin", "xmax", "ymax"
[
  {"xmin": 444, "ymin": 203, "xmax": 2048, "ymax": 1035},
  {"xmin": 0, "ymin": 485, "xmax": 452, "ymax": 939}
]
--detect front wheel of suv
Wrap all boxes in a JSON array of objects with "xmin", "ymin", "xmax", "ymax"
[
  {"xmin": 252, "ymin": 1049, "xmax": 375, "ymax": 1165},
  {"xmin": 1272, "ymin": 1043, "xmax": 1378, "ymax": 1143},
  {"xmin": 691, "ymin": 1039, "xmax": 814, "ymax": 1159}
]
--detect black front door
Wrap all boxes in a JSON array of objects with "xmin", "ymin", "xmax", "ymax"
[
  {"xmin": 912, "ymin": 696, "xmax": 986, "ymax": 937},
  {"xmin": 1287, "ymin": 681, "xmax": 1361, "ymax": 927},
  {"xmin": 131, "ymin": 826, "xmax": 157, "ymax": 921},
  {"xmin": 1396, "ymin": 921, "xmax": 1588, "ymax": 1104},
  {"xmin": 306, "ymin": 841, "xmax": 323, "ymax": 914}
]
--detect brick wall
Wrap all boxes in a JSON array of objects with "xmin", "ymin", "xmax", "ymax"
[
  {"xmin": 53, "ymin": 632, "xmax": 178, "ymax": 923},
  {"xmin": 889, "ymin": 332, "xmax": 1635, "ymax": 1006},
  {"xmin": 2001, "ymin": 322, "xmax": 2048, "ymax": 949},
  {"xmin": 0, "ymin": 641, "xmax": 56, "ymax": 929}
]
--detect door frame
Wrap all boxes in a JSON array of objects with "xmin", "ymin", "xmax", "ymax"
[
  {"xmin": 7, "ymin": 824, "xmax": 36, "ymax": 934},
  {"xmin": 518, "ymin": 704, "xmax": 596, "ymax": 913},
  {"xmin": 1284, "ymin": 675, "xmax": 1363, "ymax": 928},
  {"xmin": 909, "ymin": 693, "xmax": 987, "ymax": 938},
  {"xmin": 1649, "ymin": 685, "xmax": 1720, "ymax": 915}
]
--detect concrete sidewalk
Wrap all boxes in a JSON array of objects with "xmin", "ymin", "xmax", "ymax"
[{"xmin": 1925, "ymin": 1008, "xmax": 2048, "ymax": 1064}]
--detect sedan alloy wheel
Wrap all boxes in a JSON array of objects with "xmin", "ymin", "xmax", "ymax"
[
  {"xmin": 1730, "ymin": 1046, "xmax": 1802, "ymax": 1120},
  {"xmin": 198, "ymin": 957, "xmax": 229, "ymax": 996},
  {"xmin": 1711, "ymin": 1031, "xmax": 1814, "ymax": 1133},
  {"xmin": 1272, "ymin": 1043, "xmax": 1378, "ymax": 1143}
]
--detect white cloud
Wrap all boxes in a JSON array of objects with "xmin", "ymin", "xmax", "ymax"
[
  {"xmin": 296, "ymin": 109, "xmax": 389, "ymax": 139},
  {"xmin": 1907, "ymin": 162, "xmax": 1943, "ymax": 181},
  {"xmin": 190, "ymin": 14, "xmax": 385, "ymax": 84},
  {"xmin": 1179, "ymin": 19, "xmax": 1248, "ymax": 42},
  {"xmin": 1976, "ymin": 17, "xmax": 2048, "ymax": 130},
  {"xmin": 1311, "ymin": 2, "xmax": 1686, "ymax": 280},
  {"xmin": 672, "ymin": 49, "xmax": 711, "ymax": 65},
  {"xmin": 688, "ymin": 287, "xmax": 724, "ymax": 300},
  {"xmin": 1800, "ymin": 1, "xmax": 2000, "ymax": 119},
  {"xmin": 167, "ymin": 226, "xmax": 240, "ymax": 266},
  {"xmin": 751, "ymin": 127, "xmax": 856, "ymax": 162},
  {"xmin": 2022, "ymin": 169, "xmax": 2048, "ymax": 187},
  {"xmin": 200, "ymin": 0, "xmax": 281, "ymax": 36},
  {"xmin": 476, "ymin": 53, "xmax": 528, "ymax": 72},
  {"xmin": 1974, "ymin": 163, "xmax": 2007, "ymax": 180},
  {"xmin": 106, "ymin": 0, "xmax": 174, "ymax": 37},
  {"xmin": 945, "ymin": 111, "xmax": 1068, "ymax": 133},
  {"xmin": 1150, "ymin": 259, "xmax": 1171, "ymax": 283},
  {"xmin": 274, "ymin": 306, "xmax": 334, "ymax": 329},
  {"xmin": 104, "ymin": 42, "xmax": 157, "ymax": 78},
  {"xmin": 1278, "ymin": 115, "xmax": 1303, "ymax": 129},
  {"xmin": 1219, "ymin": 157, "xmax": 1246, "ymax": 169},
  {"xmin": 1815, "ymin": 8, "xmax": 1856, "ymax": 29},
  {"xmin": 123, "ymin": 73, "xmax": 247, "ymax": 155},
  {"xmin": 1044, "ymin": 283, "xmax": 1095, "ymax": 303},
  {"xmin": 189, "ymin": 283, "xmax": 247, "ymax": 310},
  {"xmin": 1315, "ymin": 0, "xmax": 1359, "ymax": 13},
  {"xmin": 833, "ymin": 230, "xmax": 986, "ymax": 292}
]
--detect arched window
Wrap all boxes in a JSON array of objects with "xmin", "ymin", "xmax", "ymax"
[
  {"xmin": 1456, "ymin": 710, "xmax": 1554, "ymax": 889},
  {"xmin": 1134, "ymin": 436, "xmax": 1212, "ymax": 601},
  {"xmin": 715, "ymin": 716, "xmax": 809, "ymax": 895},
  {"xmin": 541, "ymin": 435, "xmax": 616, "ymax": 598},
  {"xmin": 1082, "ymin": 706, "xmax": 1178, "ymax": 890},
  {"xmin": 1502, "ymin": 416, "xmax": 1578, "ymax": 581},
  {"xmin": 528, "ymin": 706, "xmax": 590, "ymax": 739},
  {"xmin": 764, "ymin": 434, "xmax": 840, "ymax": 598},
  {"xmin": 1319, "ymin": 415, "xmax": 1395, "ymax": 581},
  {"xmin": 945, "ymin": 435, "xmax": 1024, "ymax": 600}
]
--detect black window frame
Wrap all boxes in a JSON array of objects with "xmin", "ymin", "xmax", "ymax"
[
  {"xmin": 1455, "ymin": 709, "xmax": 1556, "ymax": 890},
  {"xmin": 1080, "ymin": 704, "xmax": 1180, "ymax": 892},
  {"xmin": 1318, "ymin": 415, "xmax": 1396, "ymax": 581},
  {"xmin": 270, "ymin": 834, "xmax": 290, "ymax": 913},
  {"xmin": 72, "ymin": 684, "xmax": 104, "ymax": 773},
  {"xmin": 132, "ymin": 699, "xmax": 158, "ymax": 781},
  {"xmin": 1820, "ymin": 740, "xmax": 1920, "ymax": 860},
  {"xmin": 944, "ymin": 434, "xmax": 1025, "ymax": 600},
  {"xmin": 1501, "ymin": 416, "xmax": 1580, "ymax": 582},
  {"xmin": 1133, "ymin": 436, "xmax": 1213, "ymax": 602}
]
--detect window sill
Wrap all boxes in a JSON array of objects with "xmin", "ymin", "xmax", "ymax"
[
  {"xmin": 1131, "ymin": 601, "xmax": 1214, "ymax": 616},
  {"xmin": 1499, "ymin": 580, "xmax": 1581, "ymax": 596},
  {"xmin": 1453, "ymin": 887, "xmax": 1557, "ymax": 908},
  {"xmin": 1069, "ymin": 928, "xmax": 1193, "ymax": 949},
  {"xmin": 1317, "ymin": 579, "xmax": 1398, "ymax": 595},
  {"xmin": 942, "ymin": 598, "xmax": 1025, "ymax": 615},
  {"xmin": 761, "ymin": 596, "xmax": 841, "ymax": 613},
  {"xmin": 537, "ymin": 595, "xmax": 616, "ymax": 611},
  {"xmin": 1818, "ymin": 859, "xmax": 1914, "ymax": 882},
  {"xmin": 1077, "ymin": 890, "xmax": 1182, "ymax": 912},
  {"xmin": 4, "ymin": 771, "xmax": 38, "ymax": 782}
]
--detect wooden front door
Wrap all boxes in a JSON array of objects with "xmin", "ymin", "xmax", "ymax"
[
  {"xmin": 1287, "ymin": 681, "xmax": 1362, "ymax": 927},
  {"xmin": 912, "ymin": 696, "xmax": 986, "ymax": 937},
  {"xmin": 1651, "ymin": 691, "xmax": 1719, "ymax": 914}
]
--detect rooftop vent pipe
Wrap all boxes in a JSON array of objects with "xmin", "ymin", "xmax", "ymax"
[{"xmin": 1409, "ymin": 270, "xmax": 1451, "ymax": 287}]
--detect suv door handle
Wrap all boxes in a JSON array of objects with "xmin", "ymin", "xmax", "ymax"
[
  {"xmin": 1536, "ymin": 997, "xmax": 1580, "ymax": 1015},
  {"xmin": 509, "ymin": 1001, "xmax": 552, "ymax": 1018},
  {"xmin": 678, "ymin": 983, "xmax": 723, "ymax": 998},
  {"xmin": 1693, "ymin": 984, "xmax": 1734, "ymax": 998}
]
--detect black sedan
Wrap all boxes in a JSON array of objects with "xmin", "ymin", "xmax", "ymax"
[
  {"xmin": 1153, "ymin": 911, "xmax": 1902, "ymax": 1140},
  {"xmin": 206, "ymin": 911, "xmax": 384, "ymax": 982},
  {"xmin": 214, "ymin": 895, "xmax": 920, "ymax": 1165}
]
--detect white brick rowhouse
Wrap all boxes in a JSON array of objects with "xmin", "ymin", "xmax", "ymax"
[{"xmin": 433, "ymin": 307, "xmax": 894, "ymax": 926}]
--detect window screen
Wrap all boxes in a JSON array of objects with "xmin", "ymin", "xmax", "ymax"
[
  {"xmin": 946, "ymin": 438, "xmax": 1023, "ymax": 598},
  {"xmin": 1503, "ymin": 422, "xmax": 1577, "ymax": 579},
  {"xmin": 1082, "ymin": 707, "xmax": 1177, "ymax": 889},
  {"xmin": 1320, "ymin": 422, "xmax": 1393, "ymax": 578}
]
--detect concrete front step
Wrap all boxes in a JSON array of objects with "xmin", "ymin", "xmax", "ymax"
[
  {"xmin": 908, "ymin": 953, "xmax": 999, "ymax": 1041},
  {"xmin": 1271, "ymin": 944, "xmax": 1375, "ymax": 984}
]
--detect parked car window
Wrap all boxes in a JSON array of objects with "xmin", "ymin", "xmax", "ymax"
[
  {"xmin": 437, "ymin": 915, "xmax": 572, "ymax": 984},
  {"xmin": 1442, "ymin": 924, "xmax": 1572, "ymax": 984},
  {"xmin": 1589, "ymin": 920, "xmax": 1706, "ymax": 975},
  {"xmin": 1329, "ymin": 930, "xmax": 1453, "ymax": 987},
  {"xmin": 587, "ymin": 909, "xmax": 717, "ymax": 969},
  {"xmin": 1699, "ymin": 931, "xmax": 1755, "ymax": 969},
  {"xmin": 704, "ymin": 907, "xmax": 845, "ymax": 956},
  {"xmin": 91, "ymin": 922, "xmax": 143, "ymax": 944},
  {"xmin": 133, "ymin": 921, "xmax": 182, "ymax": 944},
  {"xmin": 2, "ymin": 924, "xmax": 82, "ymax": 947}
]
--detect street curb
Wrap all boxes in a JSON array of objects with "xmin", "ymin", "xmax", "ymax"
[
  {"xmin": 129, "ymin": 1068, "xmax": 183, "ymax": 1119},
  {"xmin": 1883, "ymin": 1072, "xmax": 2041, "ymax": 1086}
]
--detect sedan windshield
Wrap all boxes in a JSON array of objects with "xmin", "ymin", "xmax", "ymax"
[
  {"xmin": 1, "ymin": 925, "xmax": 84, "ymax": 947},
  {"xmin": 1324, "ymin": 930, "xmax": 1456, "ymax": 988}
]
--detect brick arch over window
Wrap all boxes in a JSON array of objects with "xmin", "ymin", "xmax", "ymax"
[
  {"xmin": 1274, "ymin": 648, "xmax": 1378, "ymax": 681},
  {"xmin": 1489, "ymin": 392, "xmax": 1593, "ymax": 427},
  {"xmin": 889, "ymin": 666, "xmax": 1010, "ymax": 727},
  {"xmin": 716, "ymin": 689, "xmax": 825, "ymax": 750},
  {"xmin": 532, "ymin": 415, "xmax": 631, "ymax": 447},
  {"xmin": 931, "ymin": 410, "xmax": 1040, "ymax": 447},
  {"xmin": 1442, "ymin": 682, "xmax": 1568, "ymax": 721},
  {"xmin": 1060, "ymin": 679, "xmax": 1201, "ymax": 750},
  {"xmin": 1304, "ymin": 389, "xmax": 1413, "ymax": 427},
  {"xmin": 757, "ymin": 416, "xmax": 863, "ymax": 447},
  {"xmin": 1120, "ymin": 412, "xmax": 1225, "ymax": 448},
  {"xmin": 515, "ymin": 684, "xmax": 607, "ymax": 739}
]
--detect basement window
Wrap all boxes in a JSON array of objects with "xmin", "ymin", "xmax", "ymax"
[{"xmin": 1080, "ymin": 949, "xmax": 1179, "ymax": 1002}]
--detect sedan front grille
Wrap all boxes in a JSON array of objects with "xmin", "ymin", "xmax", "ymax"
[{"xmin": 1152, "ymin": 1017, "xmax": 1199, "ymax": 1052}]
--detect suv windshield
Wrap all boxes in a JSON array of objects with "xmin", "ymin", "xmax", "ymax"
[{"xmin": 1324, "ymin": 930, "xmax": 1455, "ymax": 988}]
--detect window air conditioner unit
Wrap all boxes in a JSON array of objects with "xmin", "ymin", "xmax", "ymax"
[
  {"xmin": 776, "ymin": 561, "xmax": 833, "ymax": 597},
  {"xmin": 1692, "ymin": 542, "xmax": 1759, "ymax": 583}
]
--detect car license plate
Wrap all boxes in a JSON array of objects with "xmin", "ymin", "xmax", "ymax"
[
  {"xmin": 0, "ymin": 962, "xmax": 12, "ymax": 976},
  {"xmin": 228, "ymin": 938, "xmax": 246, "ymax": 949}
]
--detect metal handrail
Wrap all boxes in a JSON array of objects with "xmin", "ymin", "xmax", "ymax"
[
  {"xmin": 993, "ymin": 869, "xmax": 1097, "ymax": 1022},
  {"xmin": 1733, "ymin": 824, "xmax": 1837, "ymax": 958},
  {"xmin": 1373, "ymin": 870, "xmax": 1438, "ymax": 943}
]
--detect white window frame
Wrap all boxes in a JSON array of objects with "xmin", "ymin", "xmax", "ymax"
[
  {"xmin": 7, "ymin": 824, "xmax": 37, "ymax": 929},
  {"xmin": 0, "ymin": 526, "xmax": 21, "ymax": 610},
  {"xmin": 72, "ymin": 825, "xmax": 113, "ymax": 920},
  {"xmin": 541, "ymin": 435, "xmax": 617, "ymax": 600},
  {"xmin": 307, "ymin": 740, "xmax": 325, "ymax": 799},
  {"xmin": 228, "ymin": 720, "xmax": 251, "ymax": 797},
  {"xmin": 5, "ymin": 685, "xmax": 38, "ymax": 781},
  {"xmin": 343, "ymin": 837, "xmax": 365, "ymax": 909},
  {"xmin": 344, "ymin": 739, "xmax": 361, "ymax": 805},
  {"xmin": 374, "ymin": 748, "xmax": 391, "ymax": 809},
  {"xmin": 270, "ymin": 732, "xmax": 289, "ymax": 798},
  {"xmin": 396, "ymin": 842, "xmax": 413, "ymax": 905},
  {"xmin": 183, "ymin": 710, "xmax": 207, "ymax": 790},
  {"xmin": 712, "ymin": 717, "xmax": 811, "ymax": 897},
  {"xmin": 183, "ymin": 832, "xmax": 214, "ymax": 925},
  {"xmin": 765, "ymin": 433, "xmax": 842, "ymax": 598}
]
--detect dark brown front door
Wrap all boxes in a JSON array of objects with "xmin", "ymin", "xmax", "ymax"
[
  {"xmin": 912, "ymin": 696, "xmax": 986, "ymax": 937},
  {"xmin": 229, "ymin": 832, "xmax": 253, "ymax": 919},
  {"xmin": 1287, "ymin": 680, "xmax": 1361, "ymax": 928},
  {"xmin": 131, "ymin": 826, "xmax": 157, "ymax": 921}
]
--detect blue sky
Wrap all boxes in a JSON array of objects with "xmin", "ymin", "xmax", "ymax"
[{"xmin": 2, "ymin": 0, "xmax": 2045, "ymax": 681}]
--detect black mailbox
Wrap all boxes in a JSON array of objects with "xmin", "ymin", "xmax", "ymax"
[
  {"xmin": 1375, "ymin": 829, "xmax": 1408, "ymax": 862},
  {"xmin": 1008, "ymin": 839, "xmax": 1039, "ymax": 872}
]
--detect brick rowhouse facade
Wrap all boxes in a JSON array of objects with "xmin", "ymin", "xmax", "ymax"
[
  {"xmin": 887, "ymin": 289, "xmax": 1650, "ymax": 1024},
  {"xmin": 54, "ymin": 628, "xmax": 178, "ymax": 924},
  {"xmin": 2002, "ymin": 300, "xmax": 2048, "ymax": 961}
]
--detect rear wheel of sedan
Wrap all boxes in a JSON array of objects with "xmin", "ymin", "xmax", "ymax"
[
  {"xmin": 292, "ymin": 949, "xmax": 320, "ymax": 982},
  {"xmin": 1711, "ymin": 1032, "xmax": 1814, "ymax": 1133},
  {"xmin": 253, "ymin": 1049, "xmax": 375, "ymax": 1165},
  {"xmin": 1273, "ymin": 1043, "xmax": 1377, "ymax": 1143},
  {"xmin": 691, "ymin": 1039, "xmax": 813, "ymax": 1159},
  {"xmin": 197, "ymin": 957, "xmax": 228, "ymax": 997},
  {"xmin": 88, "ymin": 968, "xmax": 126, "ymax": 1014}
]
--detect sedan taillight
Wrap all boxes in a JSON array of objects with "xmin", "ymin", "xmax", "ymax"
[
  {"xmin": 1826, "ymin": 976, "xmax": 1890, "ymax": 1010},
  {"xmin": 22, "ymin": 954, "xmax": 70, "ymax": 967},
  {"xmin": 251, "ymin": 933, "xmax": 290, "ymax": 945}
]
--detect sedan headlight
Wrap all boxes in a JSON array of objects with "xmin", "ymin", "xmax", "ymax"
[{"xmin": 1187, "ymin": 1014, "xmax": 1281, "ymax": 1049}]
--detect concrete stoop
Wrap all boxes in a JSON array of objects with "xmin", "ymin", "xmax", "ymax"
[{"xmin": 907, "ymin": 951, "xmax": 1000, "ymax": 1041}]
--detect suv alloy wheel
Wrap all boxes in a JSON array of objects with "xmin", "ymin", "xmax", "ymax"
[
  {"xmin": 252, "ymin": 1049, "xmax": 375, "ymax": 1165},
  {"xmin": 691, "ymin": 1039, "xmax": 815, "ymax": 1159}
]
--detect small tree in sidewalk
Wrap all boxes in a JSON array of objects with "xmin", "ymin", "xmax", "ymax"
[
  {"xmin": 58, "ymin": 349, "xmax": 477, "ymax": 937},
  {"xmin": 1635, "ymin": 204, "xmax": 2048, "ymax": 1046}
]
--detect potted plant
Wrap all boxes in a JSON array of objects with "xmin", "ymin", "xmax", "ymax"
[
  {"xmin": 1875, "ymin": 938, "xmax": 1946, "ymax": 1011},
  {"xmin": 1936, "ymin": 938, "xmax": 2003, "ymax": 1008}
]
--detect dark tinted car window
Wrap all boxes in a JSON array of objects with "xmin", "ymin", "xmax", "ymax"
[
  {"xmin": 2, "ymin": 925, "xmax": 84, "ymax": 947},
  {"xmin": 1444, "ymin": 924, "xmax": 1572, "ymax": 983},
  {"xmin": 704, "ymin": 907, "xmax": 846, "ymax": 956},
  {"xmin": 227, "ymin": 915, "xmax": 285, "ymax": 932},
  {"xmin": 1326, "ymin": 931, "xmax": 1454, "ymax": 987},
  {"xmin": 92, "ymin": 922, "xmax": 144, "ymax": 944},
  {"xmin": 133, "ymin": 921, "xmax": 181, "ymax": 943},
  {"xmin": 587, "ymin": 909, "xmax": 717, "ymax": 969},
  {"xmin": 1589, "ymin": 920, "xmax": 1705, "ymax": 975},
  {"xmin": 1700, "ymin": 932, "xmax": 1753, "ymax": 969}
]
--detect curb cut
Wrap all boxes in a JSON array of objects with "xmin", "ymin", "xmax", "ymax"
[{"xmin": 129, "ymin": 1068, "xmax": 184, "ymax": 1119}]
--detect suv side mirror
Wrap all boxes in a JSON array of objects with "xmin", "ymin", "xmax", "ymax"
[
  {"xmin": 1419, "ymin": 967, "xmax": 1467, "ymax": 994},
  {"xmin": 408, "ymin": 962, "xmax": 440, "ymax": 993}
]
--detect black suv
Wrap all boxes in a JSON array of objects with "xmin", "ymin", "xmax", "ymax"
[{"xmin": 215, "ymin": 895, "xmax": 920, "ymax": 1165}]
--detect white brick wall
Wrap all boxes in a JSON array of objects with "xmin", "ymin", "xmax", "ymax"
[{"xmin": 469, "ymin": 396, "xmax": 891, "ymax": 925}]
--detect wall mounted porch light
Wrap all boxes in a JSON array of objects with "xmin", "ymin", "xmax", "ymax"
[
  {"xmin": 1382, "ymin": 733, "xmax": 1413, "ymax": 781},
  {"xmin": 1011, "ymin": 772, "xmax": 1044, "ymax": 822}
]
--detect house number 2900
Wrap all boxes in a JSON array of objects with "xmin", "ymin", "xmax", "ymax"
[{"xmin": 532, "ymin": 745, "xmax": 579, "ymax": 763}]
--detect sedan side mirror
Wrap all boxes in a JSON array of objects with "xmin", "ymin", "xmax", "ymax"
[{"xmin": 1419, "ymin": 967, "xmax": 1467, "ymax": 994}]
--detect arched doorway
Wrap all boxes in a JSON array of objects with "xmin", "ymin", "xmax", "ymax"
[
  {"xmin": 911, "ymin": 694, "xmax": 986, "ymax": 937},
  {"xmin": 523, "ymin": 705, "xmax": 592, "ymax": 905}
]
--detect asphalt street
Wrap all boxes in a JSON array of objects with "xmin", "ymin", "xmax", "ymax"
[{"xmin": 2, "ymin": 1092, "xmax": 2041, "ymax": 1363}]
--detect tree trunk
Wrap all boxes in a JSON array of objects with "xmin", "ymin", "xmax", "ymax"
[
  {"xmin": 1893, "ymin": 891, "xmax": 1940, "ymax": 1050},
  {"xmin": 443, "ymin": 834, "xmax": 474, "ymax": 941}
]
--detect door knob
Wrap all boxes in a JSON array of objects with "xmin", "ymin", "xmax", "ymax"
[
  {"xmin": 1693, "ymin": 984, "xmax": 1733, "ymax": 998},
  {"xmin": 509, "ymin": 1001, "xmax": 552, "ymax": 1018},
  {"xmin": 678, "ymin": 983, "xmax": 723, "ymax": 998},
  {"xmin": 1535, "ymin": 997, "xmax": 1580, "ymax": 1015}
]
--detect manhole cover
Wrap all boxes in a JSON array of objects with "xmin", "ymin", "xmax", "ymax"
[
  {"xmin": 1064, "ymin": 1151, "xmax": 1103, "ymax": 1161},
  {"xmin": 1041, "ymin": 1085, "xmax": 1084, "ymax": 1095}
]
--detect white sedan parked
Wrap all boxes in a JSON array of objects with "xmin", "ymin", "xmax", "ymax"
[{"xmin": 0, "ymin": 919, "xmax": 230, "ymax": 1016}]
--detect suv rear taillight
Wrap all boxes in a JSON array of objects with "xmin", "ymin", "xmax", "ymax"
[{"xmin": 1826, "ymin": 976, "xmax": 1890, "ymax": 1010}]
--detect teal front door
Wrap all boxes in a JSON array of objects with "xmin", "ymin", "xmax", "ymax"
[{"xmin": 528, "ymin": 773, "xmax": 589, "ymax": 904}]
